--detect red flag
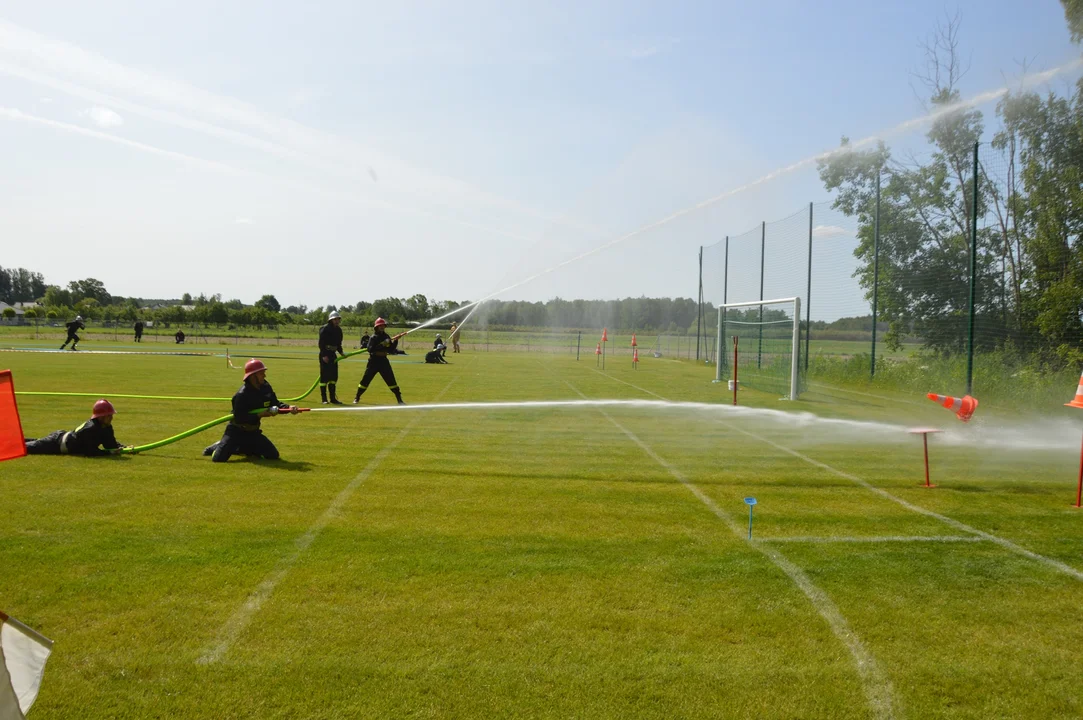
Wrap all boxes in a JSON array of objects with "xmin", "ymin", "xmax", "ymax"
[
  {"xmin": 601, "ymin": 328, "xmax": 608, "ymax": 342},
  {"xmin": 0, "ymin": 370, "xmax": 27, "ymax": 461}
]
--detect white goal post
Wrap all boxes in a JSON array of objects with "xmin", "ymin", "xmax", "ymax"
[{"xmin": 715, "ymin": 296, "xmax": 801, "ymax": 400}]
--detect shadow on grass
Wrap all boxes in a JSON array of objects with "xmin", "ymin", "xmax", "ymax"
[{"xmin": 246, "ymin": 458, "xmax": 314, "ymax": 472}]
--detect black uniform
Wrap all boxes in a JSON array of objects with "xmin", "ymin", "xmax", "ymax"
[
  {"xmin": 426, "ymin": 342, "xmax": 448, "ymax": 364},
  {"xmin": 25, "ymin": 418, "xmax": 123, "ymax": 455},
  {"xmin": 360, "ymin": 333, "xmax": 370, "ymax": 349},
  {"xmin": 59, "ymin": 319, "xmax": 85, "ymax": 350},
  {"xmin": 134, "ymin": 321, "xmax": 144, "ymax": 342},
  {"xmin": 354, "ymin": 329, "xmax": 404, "ymax": 404},
  {"xmin": 318, "ymin": 322, "xmax": 345, "ymax": 404},
  {"xmin": 175, "ymin": 330, "xmax": 185, "ymax": 344},
  {"xmin": 204, "ymin": 380, "xmax": 283, "ymax": 462}
]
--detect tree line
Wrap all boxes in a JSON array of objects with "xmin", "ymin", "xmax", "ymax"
[{"xmin": 818, "ymin": 8, "xmax": 1083, "ymax": 366}]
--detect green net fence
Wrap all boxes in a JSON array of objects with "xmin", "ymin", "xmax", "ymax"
[{"xmin": 699, "ymin": 129, "xmax": 1083, "ymax": 409}]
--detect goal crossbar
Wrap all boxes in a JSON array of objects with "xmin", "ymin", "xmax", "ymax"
[{"xmin": 716, "ymin": 296, "xmax": 801, "ymax": 400}]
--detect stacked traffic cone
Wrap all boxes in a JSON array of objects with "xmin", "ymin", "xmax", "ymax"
[
  {"xmin": 1065, "ymin": 370, "xmax": 1083, "ymax": 408},
  {"xmin": 602, "ymin": 328, "xmax": 608, "ymax": 342},
  {"xmin": 926, "ymin": 393, "xmax": 978, "ymax": 423},
  {"xmin": 631, "ymin": 333, "xmax": 637, "ymax": 347}
]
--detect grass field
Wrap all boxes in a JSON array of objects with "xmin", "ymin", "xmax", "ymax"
[{"xmin": 2, "ymin": 341, "xmax": 1082, "ymax": 718}]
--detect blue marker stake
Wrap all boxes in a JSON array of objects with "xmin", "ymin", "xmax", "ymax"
[{"xmin": 744, "ymin": 497, "xmax": 757, "ymax": 540}]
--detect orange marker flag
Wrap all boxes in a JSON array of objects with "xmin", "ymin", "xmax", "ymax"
[{"xmin": 0, "ymin": 370, "xmax": 27, "ymax": 461}]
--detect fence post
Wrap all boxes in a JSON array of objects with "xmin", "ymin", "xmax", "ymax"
[
  {"xmin": 805, "ymin": 202, "xmax": 813, "ymax": 373},
  {"xmin": 696, "ymin": 246, "xmax": 703, "ymax": 361},
  {"xmin": 966, "ymin": 141, "xmax": 979, "ymax": 395},
  {"xmin": 758, "ymin": 221, "xmax": 765, "ymax": 368},
  {"xmin": 576, "ymin": 330, "xmax": 581, "ymax": 360},
  {"xmin": 721, "ymin": 235, "xmax": 729, "ymax": 372},
  {"xmin": 871, "ymin": 169, "xmax": 881, "ymax": 378}
]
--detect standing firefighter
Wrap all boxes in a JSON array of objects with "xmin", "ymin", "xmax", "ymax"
[
  {"xmin": 134, "ymin": 320, "xmax": 144, "ymax": 342},
  {"xmin": 353, "ymin": 317, "xmax": 405, "ymax": 405},
  {"xmin": 24, "ymin": 399, "xmax": 133, "ymax": 455},
  {"xmin": 318, "ymin": 310, "xmax": 346, "ymax": 404},
  {"xmin": 449, "ymin": 322, "xmax": 461, "ymax": 353},
  {"xmin": 59, "ymin": 315, "xmax": 85, "ymax": 351},
  {"xmin": 203, "ymin": 358, "xmax": 300, "ymax": 462}
]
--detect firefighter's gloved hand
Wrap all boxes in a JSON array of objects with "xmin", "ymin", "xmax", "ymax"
[{"xmin": 269, "ymin": 406, "xmax": 280, "ymax": 416}]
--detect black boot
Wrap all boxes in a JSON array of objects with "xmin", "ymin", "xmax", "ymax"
[
  {"xmin": 329, "ymin": 384, "xmax": 343, "ymax": 405},
  {"xmin": 203, "ymin": 442, "xmax": 218, "ymax": 457},
  {"xmin": 320, "ymin": 386, "xmax": 328, "ymax": 404},
  {"xmin": 353, "ymin": 388, "xmax": 364, "ymax": 404},
  {"xmin": 394, "ymin": 391, "xmax": 405, "ymax": 405}
]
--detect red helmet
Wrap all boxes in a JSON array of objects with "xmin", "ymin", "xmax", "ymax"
[
  {"xmin": 92, "ymin": 399, "xmax": 116, "ymax": 419},
  {"xmin": 374, "ymin": 317, "xmax": 387, "ymax": 328},
  {"xmin": 243, "ymin": 358, "xmax": 268, "ymax": 380}
]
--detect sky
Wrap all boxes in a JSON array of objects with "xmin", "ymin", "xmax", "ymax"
[{"xmin": 0, "ymin": 0, "xmax": 1079, "ymax": 320}]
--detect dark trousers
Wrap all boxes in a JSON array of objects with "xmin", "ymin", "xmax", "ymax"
[
  {"xmin": 60, "ymin": 333, "xmax": 79, "ymax": 348},
  {"xmin": 357, "ymin": 357, "xmax": 400, "ymax": 394},
  {"xmin": 135, "ymin": 333, "xmax": 143, "ymax": 342},
  {"xmin": 208, "ymin": 426, "xmax": 279, "ymax": 463},
  {"xmin": 25, "ymin": 430, "xmax": 66, "ymax": 454},
  {"xmin": 319, "ymin": 352, "xmax": 339, "ymax": 384}
]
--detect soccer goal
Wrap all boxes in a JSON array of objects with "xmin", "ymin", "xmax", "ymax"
[{"xmin": 715, "ymin": 297, "xmax": 801, "ymax": 400}]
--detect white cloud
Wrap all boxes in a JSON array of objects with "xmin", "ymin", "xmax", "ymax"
[
  {"xmin": 79, "ymin": 106, "xmax": 123, "ymax": 128},
  {"xmin": 812, "ymin": 224, "xmax": 851, "ymax": 239},
  {"xmin": 234, "ymin": 217, "xmax": 253, "ymax": 225}
]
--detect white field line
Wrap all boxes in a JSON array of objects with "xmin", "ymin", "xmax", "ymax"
[
  {"xmin": 762, "ymin": 536, "xmax": 985, "ymax": 544},
  {"xmin": 567, "ymin": 380, "xmax": 897, "ymax": 720},
  {"xmin": 197, "ymin": 375, "xmax": 460, "ymax": 665},
  {"xmin": 591, "ymin": 369, "xmax": 1083, "ymax": 583}
]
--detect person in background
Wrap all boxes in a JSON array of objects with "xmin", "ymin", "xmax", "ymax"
[
  {"xmin": 175, "ymin": 329, "xmax": 186, "ymax": 344},
  {"xmin": 134, "ymin": 320, "xmax": 144, "ymax": 342},
  {"xmin": 449, "ymin": 323, "xmax": 461, "ymax": 353},
  {"xmin": 353, "ymin": 317, "xmax": 405, "ymax": 405},
  {"xmin": 59, "ymin": 315, "xmax": 84, "ymax": 351},
  {"xmin": 318, "ymin": 310, "xmax": 346, "ymax": 404}
]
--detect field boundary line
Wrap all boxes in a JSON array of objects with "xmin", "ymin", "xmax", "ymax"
[
  {"xmin": 568, "ymin": 380, "xmax": 897, "ymax": 720},
  {"xmin": 197, "ymin": 372, "xmax": 463, "ymax": 665},
  {"xmin": 762, "ymin": 536, "xmax": 984, "ymax": 544},
  {"xmin": 590, "ymin": 368, "xmax": 1083, "ymax": 583}
]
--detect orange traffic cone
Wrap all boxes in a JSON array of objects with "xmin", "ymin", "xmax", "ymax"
[
  {"xmin": 926, "ymin": 393, "xmax": 979, "ymax": 422},
  {"xmin": 1065, "ymin": 370, "xmax": 1083, "ymax": 409},
  {"xmin": 631, "ymin": 333, "xmax": 637, "ymax": 347},
  {"xmin": 602, "ymin": 328, "xmax": 608, "ymax": 342},
  {"xmin": 633, "ymin": 348, "xmax": 639, "ymax": 364},
  {"xmin": 595, "ymin": 343, "xmax": 601, "ymax": 355}
]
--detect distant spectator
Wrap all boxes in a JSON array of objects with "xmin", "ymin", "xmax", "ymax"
[
  {"xmin": 449, "ymin": 323, "xmax": 461, "ymax": 353},
  {"xmin": 360, "ymin": 332, "xmax": 370, "ymax": 349},
  {"xmin": 134, "ymin": 320, "xmax": 144, "ymax": 342},
  {"xmin": 175, "ymin": 330, "xmax": 186, "ymax": 344}
]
